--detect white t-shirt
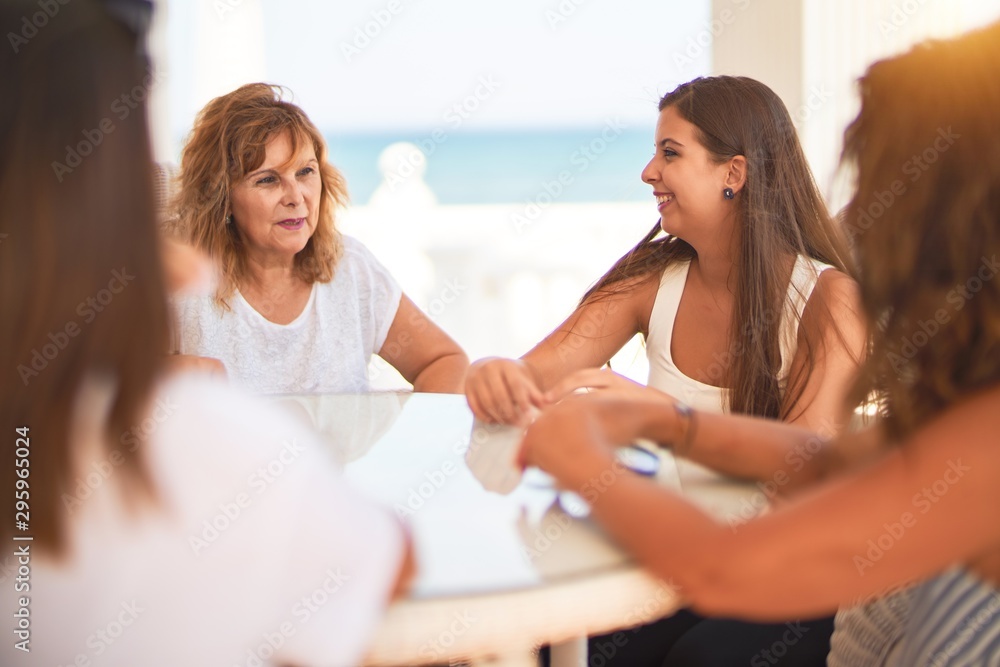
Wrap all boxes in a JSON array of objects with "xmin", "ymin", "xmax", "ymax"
[
  {"xmin": 1, "ymin": 374, "xmax": 403, "ymax": 667},
  {"xmin": 172, "ymin": 236, "xmax": 403, "ymax": 394}
]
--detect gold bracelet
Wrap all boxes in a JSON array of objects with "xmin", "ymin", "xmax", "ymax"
[{"xmin": 672, "ymin": 401, "xmax": 696, "ymax": 457}]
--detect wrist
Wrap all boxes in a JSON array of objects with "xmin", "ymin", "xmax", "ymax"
[
  {"xmin": 633, "ymin": 398, "xmax": 695, "ymax": 455},
  {"xmin": 515, "ymin": 357, "xmax": 544, "ymax": 389},
  {"xmin": 670, "ymin": 401, "xmax": 696, "ymax": 456}
]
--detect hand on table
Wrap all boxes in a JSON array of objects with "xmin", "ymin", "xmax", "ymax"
[
  {"xmin": 164, "ymin": 354, "xmax": 228, "ymax": 380},
  {"xmin": 545, "ymin": 368, "xmax": 679, "ymax": 412},
  {"xmin": 517, "ymin": 395, "xmax": 627, "ymax": 492},
  {"xmin": 519, "ymin": 390, "xmax": 683, "ymax": 491},
  {"xmin": 465, "ymin": 357, "xmax": 545, "ymax": 427}
]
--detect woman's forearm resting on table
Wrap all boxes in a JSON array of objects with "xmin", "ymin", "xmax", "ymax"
[
  {"xmin": 524, "ymin": 390, "xmax": 1000, "ymax": 621},
  {"xmin": 410, "ymin": 350, "xmax": 470, "ymax": 394},
  {"xmin": 379, "ymin": 294, "xmax": 469, "ymax": 394},
  {"xmin": 596, "ymin": 392, "xmax": 847, "ymax": 494}
]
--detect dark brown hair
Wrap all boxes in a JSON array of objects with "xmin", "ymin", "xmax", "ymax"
[
  {"xmin": 175, "ymin": 83, "xmax": 349, "ymax": 307},
  {"xmin": 843, "ymin": 22, "xmax": 1000, "ymax": 439},
  {"xmin": 585, "ymin": 76, "xmax": 856, "ymax": 419},
  {"xmin": 0, "ymin": 0, "xmax": 168, "ymax": 554}
]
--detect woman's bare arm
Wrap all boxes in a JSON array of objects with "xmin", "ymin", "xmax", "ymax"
[
  {"xmin": 521, "ymin": 387, "xmax": 1000, "ymax": 620},
  {"xmin": 379, "ymin": 294, "xmax": 469, "ymax": 394}
]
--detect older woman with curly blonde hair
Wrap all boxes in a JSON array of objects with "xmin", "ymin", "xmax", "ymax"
[{"xmin": 171, "ymin": 83, "xmax": 467, "ymax": 394}]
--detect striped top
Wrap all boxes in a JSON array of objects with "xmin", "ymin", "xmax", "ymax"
[
  {"xmin": 894, "ymin": 568, "xmax": 1000, "ymax": 666},
  {"xmin": 829, "ymin": 585, "xmax": 916, "ymax": 666}
]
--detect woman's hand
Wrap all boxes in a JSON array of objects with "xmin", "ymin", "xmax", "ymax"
[
  {"xmin": 465, "ymin": 357, "xmax": 545, "ymax": 426},
  {"xmin": 518, "ymin": 395, "xmax": 621, "ymax": 490},
  {"xmin": 544, "ymin": 367, "xmax": 655, "ymax": 404},
  {"xmin": 164, "ymin": 354, "xmax": 228, "ymax": 379}
]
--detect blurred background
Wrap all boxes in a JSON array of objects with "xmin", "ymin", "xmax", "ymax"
[{"xmin": 146, "ymin": 0, "xmax": 999, "ymax": 388}]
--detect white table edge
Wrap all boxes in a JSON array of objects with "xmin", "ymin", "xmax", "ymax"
[{"xmin": 363, "ymin": 565, "xmax": 681, "ymax": 666}]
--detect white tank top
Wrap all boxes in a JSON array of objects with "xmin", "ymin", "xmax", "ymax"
[
  {"xmin": 644, "ymin": 254, "xmax": 833, "ymax": 522},
  {"xmin": 645, "ymin": 254, "xmax": 833, "ymax": 413}
]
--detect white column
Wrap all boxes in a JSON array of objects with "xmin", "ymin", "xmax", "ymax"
[
  {"xmin": 710, "ymin": 0, "xmax": 806, "ymax": 120},
  {"xmin": 712, "ymin": 0, "xmax": 982, "ymax": 209},
  {"xmin": 800, "ymin": 0, "xmax": 968, "ymax": 207}
]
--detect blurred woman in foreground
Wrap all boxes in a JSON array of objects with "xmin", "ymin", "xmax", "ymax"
[{"xmin": 0, "ymin": 2, "xmax": 409, "ymax": 665}]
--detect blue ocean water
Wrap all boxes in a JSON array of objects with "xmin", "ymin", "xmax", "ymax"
[{"xmin": 323, "ymin": 128, "xmax": 656, "ymax": 205}]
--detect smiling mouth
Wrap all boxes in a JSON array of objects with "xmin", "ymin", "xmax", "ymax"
[
  {"xmin": 277, "ymin": 218, "xmax": 305, "ymax": 230},
  {"xmin": 655, "ymin": 194, "xmax": 674, "ymax": 209}
]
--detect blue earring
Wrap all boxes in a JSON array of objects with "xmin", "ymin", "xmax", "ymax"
[{"xmin": 723, "ymin": 187, "xmax": 735, "ymax": 200}]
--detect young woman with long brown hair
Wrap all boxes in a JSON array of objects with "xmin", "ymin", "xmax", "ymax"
[
  {"xmin": 468, "ymin": 75, "xmax": 865, "ymax": 666},
  {"xmin": 467, "ymin": 76, "xmax": 864, "ymax": 434},
  {"xmin": 520, "ymin": 20, "xmax": 1000, "ymax": 667}
]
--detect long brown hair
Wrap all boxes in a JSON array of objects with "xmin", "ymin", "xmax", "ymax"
[
  {"xmin": 584, "ymin": 76, "xmax": 855, "ymax": 419},
  {"xmin": 175, "ymin": 83, "xmax": 349, "ymax": 307},
  {"xmin": 0, "ymin": 0, "xmax": 168, "ymax": 555},
  {"xmin": 844, "ymin": 22, "xmax": 1000, "ymax": 439}
]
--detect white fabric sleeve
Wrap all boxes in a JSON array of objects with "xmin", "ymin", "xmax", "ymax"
[
  {"xmin": 343, "ymin": 236, "xmax": 402, "ymax": 354},
  {"xmin": 152, "ymin": 376, "xmax": 405, "ymax": 667}
]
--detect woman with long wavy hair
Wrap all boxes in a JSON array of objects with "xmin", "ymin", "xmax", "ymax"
[
  {"xmin": 469, "ymin": 75, "xmax": 865, "ymax": 665},
  {"xmin": 171, "ymin": 83, "xmax": 468, "ymax": 394},
  {"xmin": 467, "ymin": 75, "xmax": 863, "ymax": 432}
]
